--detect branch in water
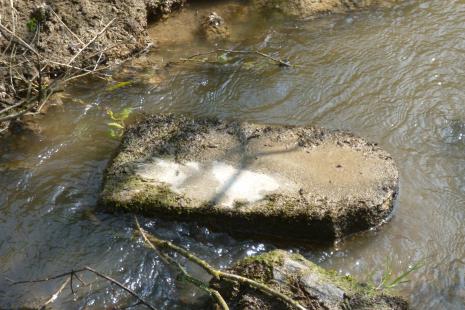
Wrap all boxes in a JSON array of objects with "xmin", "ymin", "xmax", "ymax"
[
  {"xmin": 9, "ymin": 266, "xmax": 157, "ymax": 310},
  {"xmin": 134, "ymin": 216, "xmax": 306, "ymax": 310},
  {"xmin": 135, "ymin": 217, "xmax": 229, "ymax": 310},
  {"xmin": 173, "ymin": 48, "xmax": 293, "ymax": 67}
]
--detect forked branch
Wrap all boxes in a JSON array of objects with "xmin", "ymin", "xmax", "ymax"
[
  {"xmin": 134, "ymin": 217, "xmax": 306, "ymax": 310},
  {"xmin": 9, "ymin": 266, "xmax": 157, "ymax": 310}
]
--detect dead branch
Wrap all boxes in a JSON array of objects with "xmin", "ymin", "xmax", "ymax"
[
  {"xmin": 49, "ymin": 6, "xmax": 84, "ymax": 45},
  {"xmin": 0, "ymin": 22, "xmax": 40, "ymax": 56},
  {"xmin": 0, "ymin": 80, "xmax": 63, "ymax": 121},
  {"xmin": 9, "ymin": 266, "xmax": 157, "ymax": 310},
  {"xmin": 41, "ymin": 277, "xmax": 70, "ymax": 309},
  {"xmin": 134, "ymin": 217, "xmax": 306, "ymax": 310},
  {"xmin": 135, "ymin": 217, "xmax": 229, "ymax": 310},
  {"xmin": 0, "ymin": 11, "xmax": 116, "ymax": 132},
  {"xmin": 176, "ymin": 48, "xmax": 293, "ymax": 67},
  {"xmin": 67, "ymin": 18, "xmax": 116, "ymax": 66}
]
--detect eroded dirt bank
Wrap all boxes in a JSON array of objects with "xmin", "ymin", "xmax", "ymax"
[
  {"xmin": 0, "ymin": 0, "xmax": 185, "ymax": 132},
  {"xmin": 0, "ymin": 0, "xmax": 185, "ymax": 65}
]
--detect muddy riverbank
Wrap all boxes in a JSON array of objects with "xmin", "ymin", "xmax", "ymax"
[{"xmin": 0, "ymin": 0, "xmax": 185, "ymax": 132}]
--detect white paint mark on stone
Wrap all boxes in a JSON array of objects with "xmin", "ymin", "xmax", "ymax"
[
  {"xmin": 136, "ymin": 159, "xmax": 200, "ymax": 190},
  {"xmin": 211, "ymin": 162, "xmax": 280, "ymax": 206},
  {"xmin": 135, "ymin": 158, "xmax": 282, "ymax": 207}
]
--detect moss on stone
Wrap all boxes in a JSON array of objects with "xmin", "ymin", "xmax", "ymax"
[
  {"xmin": 101, "ymin": 174, "xmax": 186, "ymax": 215},
  {"xmin": 100, "ymin": 114, "xmax": 398, "ymax": 243},
  {"xmin": 211, "ymin": 250, "xmax": 408, "ymax": 310}
]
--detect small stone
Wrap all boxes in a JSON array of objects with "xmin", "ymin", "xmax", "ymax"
[{"xmin": 200, "ymin": 12, "xmax": 230, "ymax": 41}]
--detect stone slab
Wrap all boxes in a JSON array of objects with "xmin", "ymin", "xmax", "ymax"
[{"xmin": 100, "ymin": 114, "xmax": 398, "ymax": 242}]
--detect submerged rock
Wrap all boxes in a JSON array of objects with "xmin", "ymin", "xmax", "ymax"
[
  {"xmin": 253, "ymin": 0, "xmax": 400, "ymax": 18},
  {"xmin": 101, "ymin": 114, "xmax": 398, "ymax": 243},
  {"xmin": 201, "ymin": 12, "xmax": 230, "ymax": 41},
  {"xmin": 210, "ymin": 250, "xmax": 408, "ymax": 309}
]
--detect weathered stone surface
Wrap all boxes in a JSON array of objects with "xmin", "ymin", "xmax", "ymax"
[
  {"xmin": 253, "ymin": 0, "xmax": 400, "ymax": 18},
  {"xmin": 210, "ymin": 250, "xmax": 408, "ymax": 310},
  {"xmin": 201, "ymin": 12, "xmax": 230, "ymax": 41},
  {"xmin": 101, "ymin": 114, "xmax": 398, "ymax": 243}
]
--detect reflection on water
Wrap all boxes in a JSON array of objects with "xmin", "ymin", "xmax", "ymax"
[{"xmin": 1, "ymin": 0, "xmax": 465, "ymax": 309}]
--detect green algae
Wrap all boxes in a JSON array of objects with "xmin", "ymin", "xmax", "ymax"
[
  {"xmin": 216, "ymin": 250, "xmax": 408, "ymax": 309},
  {"xmin": 100, "ymin": 114, "xmax": 398, "ymax": 243}
]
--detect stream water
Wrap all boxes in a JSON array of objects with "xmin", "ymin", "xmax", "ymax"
[{"xmin": 1, "ymin": 0, "xmax": 465, "ymax": 309}]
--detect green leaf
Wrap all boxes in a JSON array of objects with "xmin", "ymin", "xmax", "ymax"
[
  {"xmin": 117, "ymin": 107, "xmax": 132, "ymax": 121},
  {"xmin": 217, "ymin": 53, "xmax": 229, "ymax": 63},
  {"xmin": 26, "ymin": 18, "xmax": 37, "ymax": 32},
  {"xmin": 109, "ymin": 129, "xmax": 117, "ymax": 138},
  {"xmin": 106, "ymin": 81, "xmax": 133, "ymax": 92},
  {"xmin": 107, "ymin": 109, "xmax": 116, "ymax": 120},
  {"xmin": 384, "ymin": 261, "xmax": 424, "ymax": 289},
  {"xmin": 107, "ymin": 108, "xmax": 132, "ymax": 121},
  {"xmin": 108, "ymin": 122, "xmax": 125, "ymax": 129}
]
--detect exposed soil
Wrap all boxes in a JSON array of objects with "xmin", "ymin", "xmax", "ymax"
[
  {"xmin": 0, "ymin": 0, "xmax": 185, "ymax": 133},
  {"xmin": 1, "ymin": 0, "xmax": 185, "ymax": 64}
]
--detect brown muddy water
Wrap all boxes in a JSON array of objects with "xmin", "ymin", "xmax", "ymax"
[{"xmin": 1, "ymin": 0, "xmax": 465, "ymax": 309}]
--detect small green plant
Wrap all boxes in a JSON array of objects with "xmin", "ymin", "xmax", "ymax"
[
  {"xmin": 372, "ymin": 258, "xmax": 424, "ymax": 291},
  {"xmin": 106, "ymin": 81, "xmax": 134, "ymax": 92},
  {"xmin": 26, "ymin": 18, "xmax": 38, "ymax": 32},
  {"xmin": 217, "ymin": 53, "xmax": 229, "ymax": 63},
  {"xmin": 106, "ymin": 107, "xmax": 132, "ymax": 139}
]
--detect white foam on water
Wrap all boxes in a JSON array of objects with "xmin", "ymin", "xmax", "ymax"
[{"xmin": 135, "ymin": 159, "xmax": 282, "ymax": 207}]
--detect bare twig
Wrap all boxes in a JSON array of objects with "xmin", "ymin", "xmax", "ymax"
[
  {"xmin": 0, "ymin": 78, "xmax": 63, "ymax": 120},
  {"xmin": 179, "ymin": 48, "xmax": 292, "ymax": 67},
  {"xmin": 135, "ymin": 217, "xmax": 229, "ymax": 310},
  {"xmin": 36, "ymin": 27, "xmax": 43, "ymax": 107},
  {"xmin": 9, "ymin": 269, "xmax": 86, "ymax": 285},
  {"xmin": 83, "ymin": 266, "xmax": 157, "ymax": 310},
  {"xmin": 9, "ymin": 0, "xmax": 16, "ymax": 34},
  {"xmin": 49, "ymin": 6, "xmax": 84, "ymax": 45},
  {"xmin": 0, "ymin": 97, "xmax": 26, "ymax": 115},
  {"xmin": 135, "ymin": 217, "xmax": 305, "ymax": 310},
  {"xmin": 62, "ymin": 65, "xmax": 111, "ymax": 82},
  {"xmin": 0, "ymin": 125, "xmax": 9, "ymax": 134},
  {"xmin": 9, "ymin": 266, "xmax": 157, "ymax": 310},
  {"xmin": 67, "ymin": 18, "xmax": 115, "ymax": 66},
  {"xmin": 41, "ymin": 277, "xmax": 71, "ymax": 308},
  {"xmin": 93, "ymin": 51, "xmax": 104, "ymax": 71},
  {"xmin": 0, "ymin": 17, "xmax": 115, "ymax": 126},
  {"xmin": 0, "ymin": 22, "xmax": 40, "ymax": 56}
]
